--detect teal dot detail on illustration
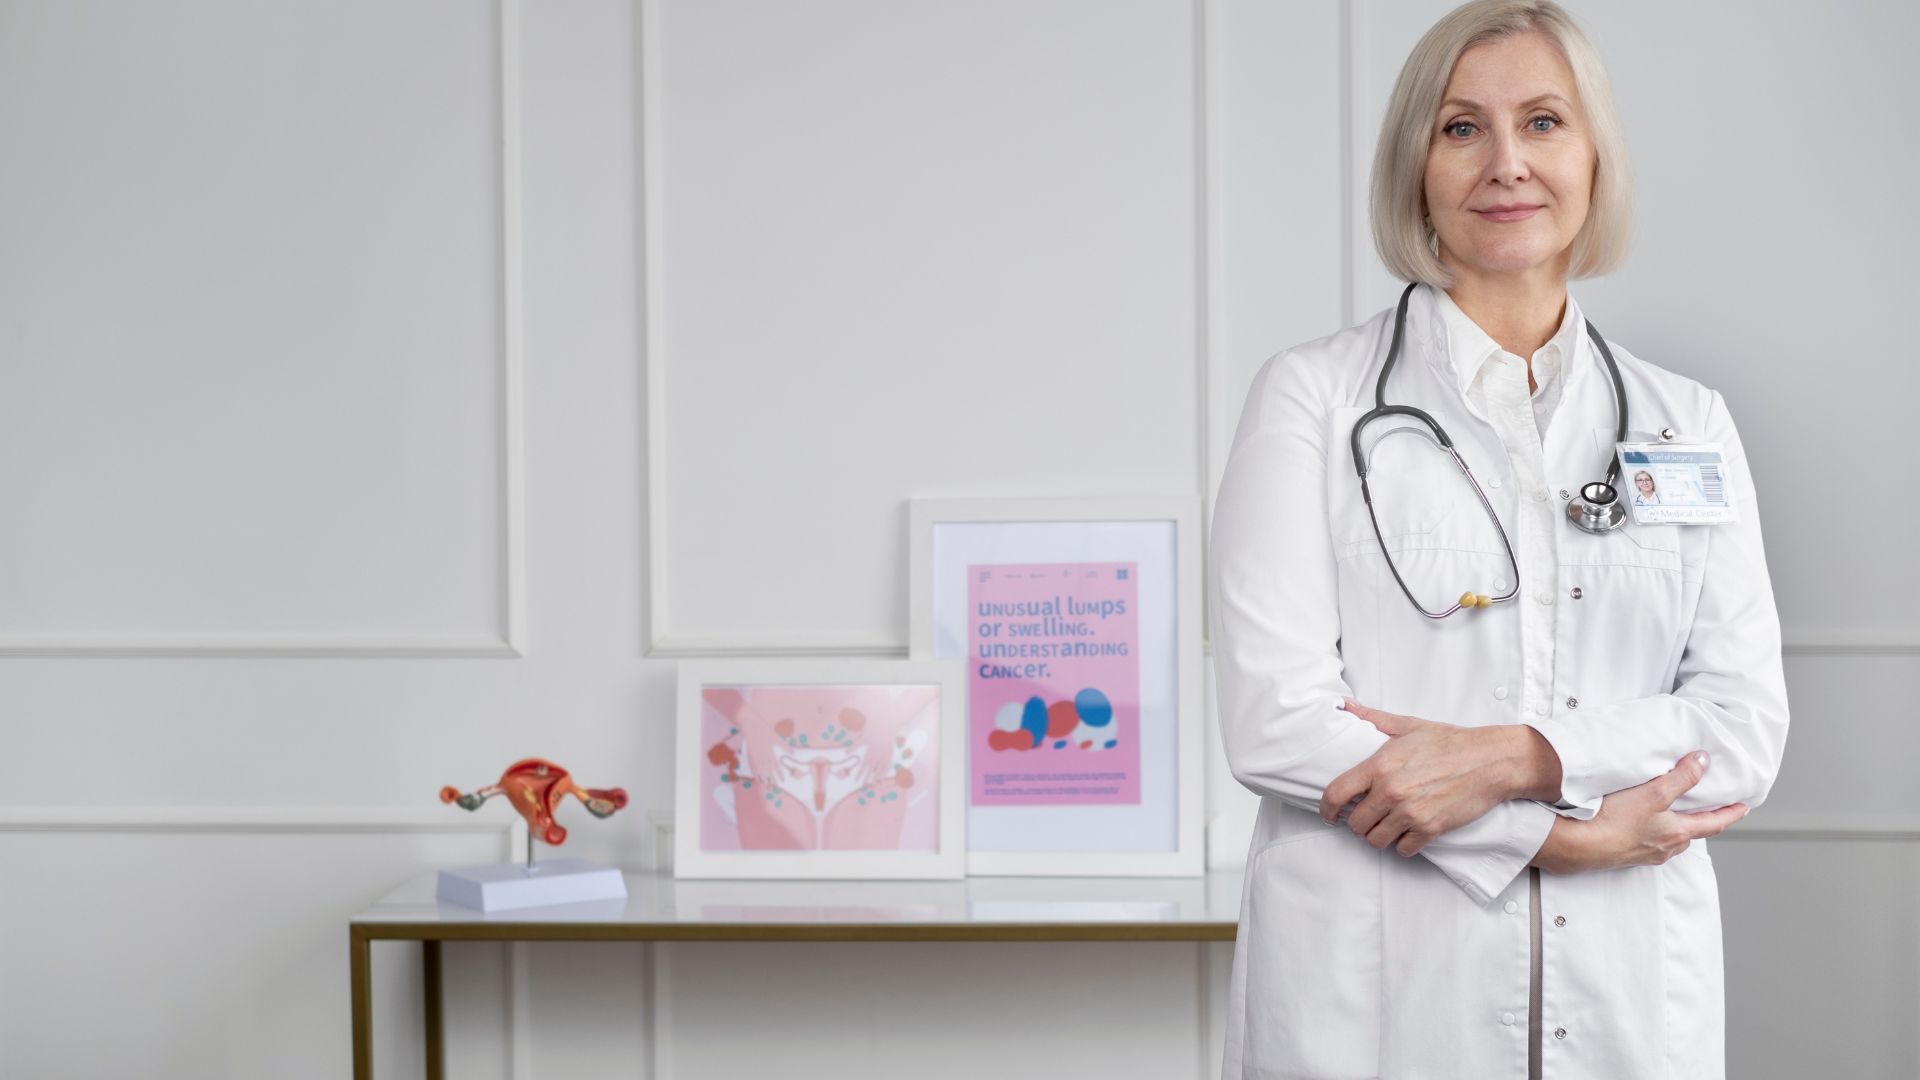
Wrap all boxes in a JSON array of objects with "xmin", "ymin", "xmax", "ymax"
[
  {"xmin": 1054, "ymin": 740, "xmax": 1066, "ymax": 748},
  {"xmin": 1104, "ymin": 739, "xmax": 1116, "ymax": 749},
  {"xmin": 742, "ymin": 780, "xmax": 752, "ymax": 788}
]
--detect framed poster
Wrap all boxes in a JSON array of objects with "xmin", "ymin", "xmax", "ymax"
[
  {"xmin": 674, "ymin": 658, "xmax": 966, "ymax": 879},
  {"xmin": 908, "ymin": 496, "xmax": 1203, "ymax": 876}
]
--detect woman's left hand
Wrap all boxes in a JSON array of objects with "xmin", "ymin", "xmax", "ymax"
[{"xmin": 1319, "ymin": 699, "xmax": 1520, "ymax": 856}]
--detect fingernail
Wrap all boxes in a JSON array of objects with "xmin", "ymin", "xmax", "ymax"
[{"xmin": 1694, "ymin": 752, "xmax": 1709, "ymax": 769}]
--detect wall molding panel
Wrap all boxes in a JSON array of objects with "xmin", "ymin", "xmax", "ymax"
[
  {"xmin": 0, "ymin": 806, "xmax": 526, "ymax": 842},
  {"xmin": 1781, "ymin": 631, "xmax": 1920, "ymax": 657},
  {"xmin": 0, "ymin": 0, "xmax": 527, "ymax": 660},
  {"xmin": 0, "ymin": 807, "xmax": 527, "ymax": 1078},
  {"xmin": 641, "ymin": 0, "xmax": 1218, "ymax": 659}
]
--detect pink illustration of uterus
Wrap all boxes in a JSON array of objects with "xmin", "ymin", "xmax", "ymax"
[{"xmin": 703, "ymin": 686, "xmax": 937, "ymax": 851}]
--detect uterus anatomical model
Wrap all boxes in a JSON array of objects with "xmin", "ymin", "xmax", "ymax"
[
  {"xmin": 440, "ymin": 758, "xmax": 628, "ymax": 847},
  {"xmin": 703, "ymin": 686, "xmax": 937, "ymax": 851}
]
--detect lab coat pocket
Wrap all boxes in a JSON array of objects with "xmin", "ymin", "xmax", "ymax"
[
  {"xmin": 1242, "ymin": 828, "xmax": 1382, "ymax": 1078},
  {"xmin": 1329, "ymin": 406, "xmax": 1467, "ymax": 551},
  {"xmin": 1561, "ymin": 428, "xmax": 1693, "ymax": 687}
]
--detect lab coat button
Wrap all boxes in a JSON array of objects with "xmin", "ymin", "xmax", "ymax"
[
  {"xmin": 1566, "ymin": 696, "xmax": 1579, "ymax": 709},
  {"xmin": 1554, "ymin": 915, "xmax": 1566, "ymax": 927},
  {"xmin": 1559, "ymin": 489, "xmax": 1571, "ymax": 500},
  {"xmin": 1493, "ymin": 686, "xmax": 1509, "ymax": 700},
  {"xmin": 1503, "ymin": 900, "xmax": 1518, "ymax": 914},
  {"xmin": 1570, "ymin": 587, "xmax": 1583, "ymax": 599},
  {"xmin": 1501, "ymin": 1012, "xmax": 1516, "ymax": 1026},
  {"xmin": 1554, "ymin": 1028, "xmax": 1567, "ymax": 1039}
]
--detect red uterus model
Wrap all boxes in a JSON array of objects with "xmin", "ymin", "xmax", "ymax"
[{"xmin": 441, "ymin": 758, "xmax": 628, "ymax": 846}]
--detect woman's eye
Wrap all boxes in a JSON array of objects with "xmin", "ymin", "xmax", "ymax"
[{"xmin": 1444, "ymin": 114, "xmax": 1560, "ymax": 138}]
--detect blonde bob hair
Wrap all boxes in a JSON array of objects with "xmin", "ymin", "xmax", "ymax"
[{"xmin": 1370, "ymin": 0, "xmax": 1632, "ymax": 289}]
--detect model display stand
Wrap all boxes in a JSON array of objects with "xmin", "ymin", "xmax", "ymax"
[{"xmin": 436, "ymin": 758, "xmax": 630, "ymax": 912}]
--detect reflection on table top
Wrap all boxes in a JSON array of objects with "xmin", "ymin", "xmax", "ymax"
[{"xmin": 352, "ymin": 868, "xmax": 1245, "ymax": 942}]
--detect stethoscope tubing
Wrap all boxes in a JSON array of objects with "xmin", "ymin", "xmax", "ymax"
[{"xmin": 1351, "ymin": 280, "xmax": 1631, "ymax": 618}]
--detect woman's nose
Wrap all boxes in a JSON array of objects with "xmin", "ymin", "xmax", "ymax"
[{"xmin": 1485, "ymin": 126, "xmax": 1529, "ymax": 184}]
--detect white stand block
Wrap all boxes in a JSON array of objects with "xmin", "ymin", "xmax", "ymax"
[{"xmin": 436, "ymin": 859, "xmax": 627, "ymax": 912}]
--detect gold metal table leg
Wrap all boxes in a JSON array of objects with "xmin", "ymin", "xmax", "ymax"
[
  {"xmin": 424, "ymin": 940, "xmax": 444, "ymax": 1080},
  {"xmin": 351, "ymin": 927, "xmax": 373, "ymax": 1080}
]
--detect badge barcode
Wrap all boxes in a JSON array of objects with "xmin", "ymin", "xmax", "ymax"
[{"xmin": 1700, "ymin": 463, "xmax": 1724, "ymax": 502}]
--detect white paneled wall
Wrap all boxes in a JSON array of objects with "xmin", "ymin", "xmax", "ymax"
[{"xmin": 0, "ymin": 1, "xmax": 1913, "ymax": 1078}]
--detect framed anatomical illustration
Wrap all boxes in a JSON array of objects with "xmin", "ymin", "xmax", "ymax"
[
  {"xmin": 908, "ymin": 496, "xmax": 1203, "ymax": 876},
  {"xmin": 673, "ymin": 658, "xmax": 966, "ymax": 879}
]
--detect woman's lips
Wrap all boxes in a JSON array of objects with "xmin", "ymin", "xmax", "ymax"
[{"xmin": 1476, "ymin": 206, "xmax": 1541, "ymax": 222}]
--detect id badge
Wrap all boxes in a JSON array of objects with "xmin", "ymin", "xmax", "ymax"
[{"xmin": 1614, "ymin": 441, "xmax": 1737, "ymax": 525}]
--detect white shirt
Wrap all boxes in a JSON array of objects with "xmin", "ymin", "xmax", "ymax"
[
  {"xmin": 1208, "ymin": 282, "xmax": 1789, "ymax": 1078},
  {"xmin": 1432, "ymin": 285, "xmax": 1584, "ymax": 813},
  {"xmin": 1433, "ymin": 283, "xmax": 1576, "ymax": 440}
]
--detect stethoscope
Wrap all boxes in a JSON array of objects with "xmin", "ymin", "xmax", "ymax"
[{"xmin": 1349, "ymin": 280, "xmax": 1631, "ymax": 619}]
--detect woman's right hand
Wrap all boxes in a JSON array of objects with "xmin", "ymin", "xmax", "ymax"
[{"xmin": 1533, "ymin": 751, "xmax": 1752, "ymax": 874}]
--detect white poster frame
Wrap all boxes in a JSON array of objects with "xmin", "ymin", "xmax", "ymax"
[
  {"xmin": 674, "ymin": 657, "xmax": 967, "ymax": 880},
  {"xmin": 908, "ymin": 496, "xmax": 1203, "ymax": 876}
]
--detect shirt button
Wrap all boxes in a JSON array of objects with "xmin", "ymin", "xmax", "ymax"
[
  {"xmin": 1555, "ymin": 1028, "xmax": 1568, "ymax": 1040},
  {"xmin": 1537, "ymin": 593, "xmax": 1555, "ymax": 606},
  {"xmin": 1503, "ymin": 900, "xmax": 1519, "ymax": 914},
  {"xmin": 1532, "ymin": 490, "xmax": 1548, "ymax": 503},
  {"xmin": 1493, "ymin": 686, "xmax": 1509, "ymax": 700},
  {"xmin": 1488, "ymin": 476, "xmax": 1504, "ymax": 489},
  {"xmin": 1554, "ymin": 915, "xmax": 1567, "ymax": 927},
  {"xmin": 1534, "ymin": 703, "xmax": 1549, "ymax": 717},
  {"xmin": 1502, "ymin": 1012, "xmax": 1516, "ymax": 1026},
  {"xmin": 1496, "ymin": 579, "xmax": 1511, "ymax": 591}
]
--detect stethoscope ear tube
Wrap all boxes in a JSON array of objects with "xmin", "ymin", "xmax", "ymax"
[{"xmin": 1567, "ymin": 319, "xmax": 1631, "ymax": 533}]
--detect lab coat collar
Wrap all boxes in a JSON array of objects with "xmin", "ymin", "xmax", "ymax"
[{"xmin": 1414, "ymin": 281, "xmax": 1593, "ymax": 409}]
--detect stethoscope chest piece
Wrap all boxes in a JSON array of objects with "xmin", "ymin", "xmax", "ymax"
[{"xmin": 1566, "ymin": 480, "xmax": 1627, "ymax": 533}]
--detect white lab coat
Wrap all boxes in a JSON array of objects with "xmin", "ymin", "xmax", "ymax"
[{"xmin": 1208, "ymin": 283, "xmax": 1790, "ymax": 1079}]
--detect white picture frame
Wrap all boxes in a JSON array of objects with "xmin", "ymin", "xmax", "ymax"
[
  {"xmin": 908, "ymin": 496, "xmax": 1203, "ymax": 876},
  {"xmin": 674, "ymin": 657, "xmax": 966, "ymax": 880}
]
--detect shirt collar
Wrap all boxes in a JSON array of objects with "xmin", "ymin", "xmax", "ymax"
[{"xmin": 1421, "ymin": 282, "xmax": 1583, "ymax": 398}]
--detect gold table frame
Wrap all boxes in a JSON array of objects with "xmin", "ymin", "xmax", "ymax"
[{"xmin": 349, "ymin": 869, "xmax": 1242, "ymax": 1080}]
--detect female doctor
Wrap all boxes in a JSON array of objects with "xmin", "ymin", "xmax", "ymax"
[{"xmin": 1207, "ymin": 2, "xmax": 1790, "ymax": 1078}]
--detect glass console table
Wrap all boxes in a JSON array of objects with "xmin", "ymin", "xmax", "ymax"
[{"xmin": 350, "ymin": 867, "xmax": 1244, "ymax": 1079}]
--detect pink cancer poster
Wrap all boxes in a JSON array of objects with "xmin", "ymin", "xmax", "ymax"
[
  {"xmin": 697, "ymin": 685, "xmax": 942, "ymax": 853},
  {"xmin": 967, "ymin": 561, "xmax": 1141, "ymax": 806}
]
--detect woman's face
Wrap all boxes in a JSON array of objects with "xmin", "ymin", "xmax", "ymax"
[
  {"xmin": 1635, "ymin": 473, "xmax": 1655, "ymax": 494},
  {"xmin": 1423, "ymin": 31, "xmax": 1595, "ymax": 282}
]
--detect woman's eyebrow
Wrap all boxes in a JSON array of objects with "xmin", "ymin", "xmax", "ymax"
[{"xmin": 1440, "ymin": 93, "xmax": 1573, "ymax": 112}]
